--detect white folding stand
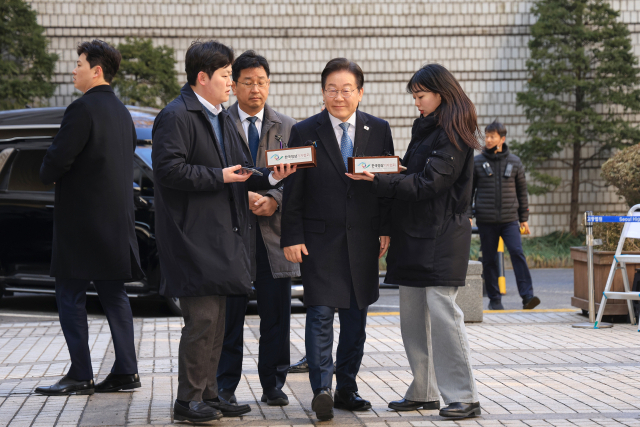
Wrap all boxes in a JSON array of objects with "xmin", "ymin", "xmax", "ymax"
[{"xmin": 593, "ymin": 204, "xmax": 640, "ymax": 330}]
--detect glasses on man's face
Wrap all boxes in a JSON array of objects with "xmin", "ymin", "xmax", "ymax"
[
  {"xmin": 239, "ymin": 81, "xmax": 269, "ymax": 89},
  {"xmin": 324, "ymin": 88, "xmax": 358, "ymax": 98}
]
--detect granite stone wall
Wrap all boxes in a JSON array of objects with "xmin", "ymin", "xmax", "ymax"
[{"xmin": 27, "ymin": 0, "xmax": 640, "ymax": 236}]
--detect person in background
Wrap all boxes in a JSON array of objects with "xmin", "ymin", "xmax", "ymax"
[
  {"xmin": 37, "ymin": 40, "xmax": 143, "ymax": 397},
  {"xmin": 217, "ymin": 50, "xmax": 300, "ymax": 407},
  {"xmin": 348, "ymin": 63, "xmax": 482, "ymax": 419},
  {"xmin": 472, "ymin": 120, "xmax": 540, "ymax": 311}
]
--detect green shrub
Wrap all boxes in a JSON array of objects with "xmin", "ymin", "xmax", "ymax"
[
  {"xmin": 470, "ymin": 231, "xmax": 584, "ymax": 268},
  {"xmin": 601, "ymin": 144, "xmax": 640, "ymax": 208}
]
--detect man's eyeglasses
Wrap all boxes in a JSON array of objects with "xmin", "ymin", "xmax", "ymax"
[
  {"xmin": 324, "ymin": 88, "xmax": 358, "ymax": 98},
  {"xmin": 238, "ymin": 81, "xmax": 269, "ymax": 88}
]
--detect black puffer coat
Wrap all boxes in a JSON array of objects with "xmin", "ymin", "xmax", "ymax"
[
  {"xmin": 373, "ymin": 114, "xmax": 474, "ymax": 287},
  {"xmin": 472, "ymin": 144, "xmax": 529, "ymax": 224}
]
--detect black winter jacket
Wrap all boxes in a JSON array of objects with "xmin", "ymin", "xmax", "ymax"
[
  {"xmin": 373, "ymin": 114, "xmax": 473, "ymax": 287},
  {"xmin": 472, "ymin": 143, "xmax": 529, "ymax": 224}
]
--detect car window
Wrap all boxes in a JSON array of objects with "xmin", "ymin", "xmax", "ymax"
[
  {"xmin": 135, "ymin": 147, "xmax": 152, "ymax": 169},
  {"xmin": 133, "ymin": 161, "xmax": 154, "ymax": 197},
  {"xmin": 7, "ymin": 150, "xmax": 54, "ymax": 192}
]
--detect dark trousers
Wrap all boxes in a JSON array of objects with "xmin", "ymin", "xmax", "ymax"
[
  {"xmin": 305, "ymin": 286, "xmax": 367, "ymax": 393},
  {"xmin": 478, "ymin": 220, "xmax": 534, "ymax": 302},
  {"xmin": 177, "ymin": 294, "xmax": 226, "ymax": 402},
  {"xmin": 55, "ymin": 278, "xmax": 138, "ymax": 381},
  {"xmin": 217, "ymin": 228, "xmax": 292, "ymax": 392}
]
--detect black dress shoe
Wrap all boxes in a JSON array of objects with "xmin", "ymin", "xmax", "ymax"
[
  {"xmin": 288, "ymin": 356, "xmax": 309, "ymax": 373},
  {"xmin": 218, "ymin": 388, "xmax": 237, "ymax": 404},
  {"xmin": 523, "ymin": 295, "xmax": 541, "ymax": 310},
  {"xmin": 173, "ymin": 400, "xmax": 222, "ymax": 422},
  {"xmin": 311, "ymin": 388, "xmax": 334, "ymax": 421},
  {"xmin": 261, "ymin": 387, "xmax": 289, "ymax": 406},
  {"xmin": 488, "ymin": 300, "xmax": 505, "ymax": 310},
  {"xmin": 334, "ymin": 389, "xmax": 371, "ymax": 411},
  {"xmin": 388, "ymin": 398, "xmax": 440, "ymax": 411},
  {"xmin": 205, "ymin": 396, "xmax": 251, "ymax": 417},
  {"xmin": 95, "ymin": 373, "xmax": 141, "ymax": 393},
  {"xmin": 439, "ymin": 402, "xmax": 481, "ymax": 418},
  {"xmin": 35, "ymin": 375, "xmax": 94, "ymax": 396}
]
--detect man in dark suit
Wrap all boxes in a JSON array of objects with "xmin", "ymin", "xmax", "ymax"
[
  {"xmin": 216, "ymin": 51, "xmax": 300, "ymax": 406},
  {"xmin": 37, "ymin": 40, "xmax": 143, "ymax": 396},
  {"xmin": 151, "ymin": 41, "xmax": 295, "ymax": 423},
  {"xmin": 281, "ymin": 58, "xmax": 394, "ymax": 421}
]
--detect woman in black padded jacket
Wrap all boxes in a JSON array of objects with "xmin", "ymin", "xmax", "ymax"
[{"xmin": 347, "ymin": 64, "xmax": 482, "ymax": 419}]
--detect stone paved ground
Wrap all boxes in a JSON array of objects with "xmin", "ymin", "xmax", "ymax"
[{"xmin": 1, "ymin": 310, "xmax": 640, "ymax": 426}]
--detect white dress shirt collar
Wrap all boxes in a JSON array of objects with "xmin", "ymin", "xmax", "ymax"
[
  {"xmin": 328, "ymin": 110, "xmax": 357, "ymax": 148},
  {"xmin": 237, "ymin": 106, "xmax": 264, "ymax": 124},
  {"xmin": 194, "ymin": 92, "xmax": 222, "ymax": 116},
  {"xmin": 328, "ymin": 110, "xmax": 356, "ymax": 130}
]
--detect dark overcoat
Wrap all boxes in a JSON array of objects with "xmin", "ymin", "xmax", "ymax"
[
  {"xmin": 151, "ymin": 84, "xmax": 273, "ymax": 298},
  {"xmin": 281, "ymin": 109, "xmax": 394, "ymax": 309},
  {"xmin": 373, "ymin": 114, "xmax": 474, "ymax": 287},
  {"xmin": 472, "ymin": 143, "xmax": 529, "ymax": 224},
  {"xmin": 39, "ymin": 85, "xmax": 143, "ymax": 281}
]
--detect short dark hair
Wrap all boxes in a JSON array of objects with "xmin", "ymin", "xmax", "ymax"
[
  {"xmin": 185, "ymin": 40, "xmax": 234, "ymax": 86},
  {"xmin": 321, "ymin": 58, "xmax": 364, "ymax": 89},
  {"xmin": 76, "ymin": 40, "xmax": 121, "ymax": 83},
  {"xmin": 232, "ymin": 50, "xmax": 270, "ymax": 82},
  {"xmin": 485, "ymin": 120, "xmax": 507, "ymax": 138}
]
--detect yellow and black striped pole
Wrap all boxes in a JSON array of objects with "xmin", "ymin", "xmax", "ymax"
[{"xmin": 497, "ymin": 237, "xmax": 507, "ymax": 294}]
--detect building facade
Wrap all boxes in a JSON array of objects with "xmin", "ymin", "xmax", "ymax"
[{"xmin": 28, "ymin": 0, "xmax": 640, "ymax": 235}]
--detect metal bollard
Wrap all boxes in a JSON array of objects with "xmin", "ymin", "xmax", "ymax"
[
  {"xmin": 573, "ymin": 211, "xmax": 612, "ymax": 328},
  {"xmin": 497, "ymin": 237, "xmax": 507, "ymax": 295}
]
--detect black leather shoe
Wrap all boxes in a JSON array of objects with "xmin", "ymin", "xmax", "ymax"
[
  {"xmin": 488, "ymin": 300, "xmax": 505, "ymax": 310},
  {"xmin": 35, "ymin": 375, "xmax": 94, "ymax": 396},
  {"xmin": 439, "ymin": 402, "xmax": 481, "ymax": 418},
  {"xmin": 95, "ymin": 373, "xmax": 141, "ymax": 393},
  {"xmin": 288, "ymin": 356, "xmax": 309, "ymax": 373},
  {"xmin": 523, "ymin": 295, "xmax": 541, "ymax": 310},
  {"xmin": 218, "ymin": 388, "xmax": 237, "ymax": 404},
  {"xmin": 205, "ymin": 396, "xmax": 251, "ymax": 417},
  {"xmin": 312, "ymin": 388, "xmax": 334, "ymax": 421},
  {"xmin": 388, "ymin": 398, "xmax": 440, "ymax": 411},
  {"xmin": 173, "ymin": 400, "xmax": 222, "ymax": 422},
  {"xmin": 261, "ymin": 387, "xmax": 289, "ymax": 406},
  {"xmin": 334, "ymin": 389, "xmax": 371, "ymax": 411}
]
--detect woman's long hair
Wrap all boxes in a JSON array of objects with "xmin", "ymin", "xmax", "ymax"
[{"xmin": 407, "ymin": 64, "xmax": 482, "ymax": 151}]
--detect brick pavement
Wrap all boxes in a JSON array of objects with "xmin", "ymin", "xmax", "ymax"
[{"xmin": 1, "ymin": 310, "xmax": 640, "ymax": 426}]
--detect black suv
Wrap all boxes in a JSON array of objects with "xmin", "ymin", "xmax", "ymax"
[
  {"xmin": 0, "ymin": 107, "xmax": 303, "ymax": 315},
  {"xmin": 0, "ymin": 107, "xmax": 183, "ymax": 312}
]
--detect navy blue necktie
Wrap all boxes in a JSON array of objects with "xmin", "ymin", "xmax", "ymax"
[{"xmin": 247, "ymin": 116, "xmax": 260, "ymax": 163}]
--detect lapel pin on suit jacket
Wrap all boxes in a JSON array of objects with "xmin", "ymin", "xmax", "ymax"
[{"xmin": 364, "ymin": 125, "xmax": 370, "ymax": 131}]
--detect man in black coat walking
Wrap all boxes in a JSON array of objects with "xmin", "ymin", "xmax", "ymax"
[
  {"xmin": 37, "ymin": 40, "xmax": 143, "ymax": 396},
  {"xmin": 472, "ymin": 120, "xmax": 540, "ymax": 311},
  {"xmin": 151, "ymin": 41, "xmax": 295, "ymax": 423},
  {"xmin": 281, "ymin": 58, "xmax": 393, "ymax": 421}
]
